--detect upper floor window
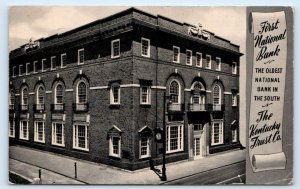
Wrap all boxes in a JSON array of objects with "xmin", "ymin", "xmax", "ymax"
[
  {"xmin": 33, "ymin": 61, "xmax": 38, "ymax": 73},
  {"xmin": 232, "ymin": 62, "xmax": 237, "ymax": 74},
  {"xmin": 110, "ymin": 86, "xmax": 120, "ymax": 104},
  {"xmin": 111, "ymin": 39, "xmax": 120, "ymax": 58},
  {"xmin": 169, "ymin": 80, "xmax": 180, "ymax": 104},
  {"xmin": 232, "ymin": 93, "xmax": 237, "ymax": 106},
  {"xmin": 141, "ymin": 38, "xmax": 150, "ymax": 57},
  {"xmin": 186, "ymin": 50, "xmax": 192, "ymax": 65},
  {"xmin": 36, "ymin": 85, "xmax": 45, "ymax": 111},
  {"xmin": 191, "ymin": 82, "xmax": 205, "ymax": 104},
  {"xmin": 12, "ymin": 66, "xmax": 16, "ymax": 77},
  {"xmin": 9, "ymin": 90, "xmax": 15, "ymax": 110},
  {"xmin": 55, "ymin": 84, "xmax": 64, "ymax": 104},
  {"xmin": 26, "ymin": 63, "xmax": 30, "ymax": 75},
  {"xmin": 205, "ymin": 55, "xmax": 211, "ymax": 69},
  {"xmin": 196, "ymin": 52, "xmax": 202, "ymax": 67},
  {"xmin": 51, "ymin": 56, "xmax": 56, "ymax": 70},
  {"xmin": 21, "ymin": 87, "xmax": 29, "ymax": 106},
  {"xmin": 19, "ymin": 65, "xmax": 23, "ymax": 76},
  {"xmin": 78, "ymin": 49, "xmax": 84, "ymax": 64},
  {"xmin": 216, "ymin": 57, "xmax": 221, "ymax": 71},
  {"xmin": 77, "ymin": 81, "xmax": 87, "ymax": 104},
  {"xmin": 173, "ymin": 46, "xmax": 180, "ymax": 63},
  {"xmin": 140, "ymin": 86, "xmax": 151, "ymax": 105},
  {"xmin": 42, "ymin": 59, "xmax": 46, "ymax": 72},
  {"xmin": 61, "ymin": 53, "xmax": 67, "ymax": 68},
  {"xmin": 213, "ymin": 84, "xmax": 221, "ymax": 105}
]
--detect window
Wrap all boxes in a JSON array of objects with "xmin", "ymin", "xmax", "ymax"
[
  {"xmin": 33, "ymin": 61, "xmax": 38, "ymax": 73},
  {"xmin": 20, "ymin": 120, "xmax": 29, "ymax": 140},
  {"xmin": 232, "ymin": 62, "xmax": 237, "ymax": 74},
  {"xmin": 192, "ymin": 82, "xmax": 205, "ymax": 104},
  {"xmin": 110, "ymin": 86, "xmax": 120, "ymax": 104},
  {"xmin": 34, "ymin": 121, "xmax": 45, "ymax": 143},
  {"xmin": 196, "ymin": 52, "xmax": 202, "ymax": 67},
  {"xmin": 173, "ymin": 46, "xmax": 180, "ymax": 63},
  {"xmin": 51, "ymin": 56, "xmax": 56, "ymax": 70},
  {"xmin": 205, "ymin": 55, "xmax": 211, "ymax": 69},
  {"xmin": 232, "ymin": 93, "xmax": 237, "ymax": 106},
  {"xmin": 19, "ymin": 65, "xmax": 23, "ymax": 76},
  {"xmin": 12, "ymin": 66, "xmax": 16, "ymax": 77},
  {"xmin": 169, "ymin": 80, "xmax": 180, "ymax": 103},
  {"xmin": 42, "ymin": 59, "xmax": 46, "ymax": 72},
  {"xmin": 186, "ymin": 50, "xmax": 192, "ymax": 65},
  {"xmin": 9, "ymin": 90, "xmax": 15, "ymax": 110},
  {"xmin": 216, "ymin": 57, "xmax": 221, "ymax": 71},
  {"xmin": 36, "ymin": 85, "xmax": 45, "ymax": 110},
  {"xmin": 55, "ymin": 84, "xmax": 64, "ymax": 105},
  {"xmin": 232, "ymin": 129, "xmax": 237, "ymax": 142},
  {"xmin": 21, "ymin": 87, "xmax": 28, "ymax": 110},
  {"xmin": 211, "ymin": 121, "xmax": 223, "ymax": 145},
  {"xmin": 9, "ymin": 120, "xmax": 15, "ymax": 138},
  {"xmin": 109, "ymin": 136, "xmax": 121, "ymax": 157},
  {"xmin": 213, "ymin": 84, "xmax": 221, "ymax": 110},
  {"xmin": 78, "ymin": 49, "xmax": 84, "ymax": 64},
  {"xmin": 26, "ymin": 63, "xmax": 30, "ymax": 75},
  {"xmin": 140, "ymin": 137, "xmax": 150, "ymax": 158},
  {"xmin": 111, "ymin": 39, "xmax": 120, "ymax": 58},
  {"xmin": 52, "ymin": 122, "xmax": 65, "ymax": 146},
  {"xmin": 73, "ymin": 124, "xmax": 89, "ymax": 151},
  {"xmin": 140, "ymin": 86, "xmax": 151, "ymax": 105},
  {"xmin": 77, "ymin": 81, "xmax": 87, "ymax": 103},
  {"xmin": 61, "ymin": 53, "xmax": 67, "ymax": 68},
  {"xmin": 166, "ymin": 124, "xmax": 183, "ymax": 153},
  {"xmin": 141, "ymin": 38, "xmax": 150, "ymax": 57}
]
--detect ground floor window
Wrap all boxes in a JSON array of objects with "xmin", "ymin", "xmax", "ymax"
[
  {"xmin": 73, "ymin": 124, "xmax": 89, "ymax": 151},
  {"xmin": 109, "ymin": 136, "xmax": 121, "ymax": 158},
  {"xmin": 20, "ymin": 120, "xmax": 29, "ymax": 140},
  {"xmin": 52, "ymin": 122, "xmax": 65, "ymax": 146},
  {"xmin": 34, "ymin": 121, "xmax": 45, "ymax": 143},
  {"xmin": 232, "ymin": 129, "xmax": 237, "ymax": 142},
  {"xmin": 211, "ymin": 121, "xmax": 223, "ymax": 146},
  {"xmin": 166, "ymin": 124, "xmax": 183, "ymax": 153},
  {"xmin": 9, "ymin": 120, "xmax": 15, "ymax": 138},
  {"xmin": 140, "ymin": 137, "xmax": 150, "ymax": 158}
]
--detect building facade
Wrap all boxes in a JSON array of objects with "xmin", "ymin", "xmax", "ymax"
[{"xmin": 9, "ymin": 8, "xmax": 242, "ymax": 170}]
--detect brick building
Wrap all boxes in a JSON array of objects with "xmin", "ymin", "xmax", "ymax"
[{"xmin": 9, "ymin": 8, "xmax": 243, "ymax": 170}]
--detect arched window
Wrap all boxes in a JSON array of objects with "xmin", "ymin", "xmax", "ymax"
[
  {"xmin": 169, "ymin": 80, "xmax": 180, "ymax": 103},
  {"xmin": 37, "ymin": 85, "xmax": 45, "ymax": 105},
  {"xmin": 213, "ymin": 84, "xmax": 221, "ymax": 105},
  {"xmin": 9, "ymin": 90, "xmax": 15, "ymax": 110},
  {"xmin": 191, "ymin": 82, "xmax": 205, "ymax": 105},
  {"xmin": 77, "ymin": 81, "xmax": 87, "ymax": 103},
  {"xmin": 55, "ymin": 84, "xmax": 63, "ymax": 104},
  {"xmin": 21, "ymin": 87, "xmax": 28, "ymax": 110}
]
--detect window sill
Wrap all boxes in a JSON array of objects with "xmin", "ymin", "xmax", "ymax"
[
  {"xmin": 73, "ymin": 147, "xmax": 89, "ymax": 152},
  {"xmin": 140, "ymin": 104, "xmax": 151, "ymax": 107},
  {"xmin": 111, "ymin": 55, "xmax": 120, "ymax": 59},
  {"xmin": 51, "ymin": 143, "xmax": 65, "ymax": 148},
  {"xmin": 109, "ymin": 154, "xmax": 121, "ymax": 159},
  {"xmin": 109, "ymin": 104, "xmax": 120, "ymax": 109},
  {"xmin": 34, "ymin": 140, "xmax": 45, "ymax": 144},
  {"xmin": 19, "ymin": 138, "xmax": 29, "ymax": 141},
  {"xmin": 141, "ymin": 54, "xmax": 150, "ymax": 58}
]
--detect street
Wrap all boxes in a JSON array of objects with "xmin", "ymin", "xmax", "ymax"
[{"xmin": 162, "ymin": 161, "xmax": 245, "ymax": 185}]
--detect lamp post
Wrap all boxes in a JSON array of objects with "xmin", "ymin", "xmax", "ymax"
[{"xmin": 161, "ymin": 92, "xmax": 167, "ymax": 181}]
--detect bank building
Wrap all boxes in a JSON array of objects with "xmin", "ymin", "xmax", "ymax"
[{"xmin": 9, "ymin": 8, "xmax": 243, "ymax": 170}]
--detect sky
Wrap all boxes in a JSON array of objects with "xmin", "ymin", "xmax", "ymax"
[{"xmin": 9, "ymin": 6, "xmax": 247, "ymax": 145}]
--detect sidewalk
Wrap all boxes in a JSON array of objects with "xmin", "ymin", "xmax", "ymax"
[{"xmin": 9, "ymin": 146, "xmax": 245, "ymax": 184}]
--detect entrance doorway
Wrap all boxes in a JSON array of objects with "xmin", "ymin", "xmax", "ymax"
[{"xmin": 193, "ymin": 124, "xmax": 204, "ymax": 159}]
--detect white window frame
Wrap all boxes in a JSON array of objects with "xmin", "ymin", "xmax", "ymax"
[
  {"xmin": 76, "ymin": 81, "xmax": 87, "ymax": 104},
  {"xmin": 73, "ymin": 124, "xmax": 89, "ymax": 151},
  {"xmin": 232, "ymin": 129, "xmax": 238, "ymax": 142},
  {"xmin": 21, "ymin": 87, "xmax": 29, "ymax": 106},
  {"xmin": 34, "ymin": 121, "xmax": 45, "ymax": 143},
  {"xmin": 232, "ymin": 93, "xmax": 237, "ymax": 106},
  {"xmin": 109, "ymin": 135, "xmax": 121, "ymax": 158},
  {"xmin": 169, "ymin": 80, "xmax": 181, "ymax": 104},
  {"xmin": 173, "ymin": 46, "xmax": 180, "ymax": 63},
  {"xmin": 42, "ymin": 59, "xmax": 46, "ymax": 72},
  {"xmin": 139, "ymin": 137, "xmax": 150, "ymax": 159},
  {"xmin": 36, "ymin": 85, "xmax": 45, "ymax": 105},
  {"xmin": 141, "ymin": 38, "xmax": 150, "ymax": 58},
  {"xmin": 61, "ymin": 53, "xmax": 67, "ymax": 68},
  {"xmin": 78, "ymin": 49, "xmax": 84, "ymax": 65},
  {"xmin": 232, "ymin": 62, "xmax": 237, "ymax": 74},
  {"xmin": 26, "ymin": 63, "xmax": 30, "ymax": 75},
  {"xmin": 186, "ymin": 49, "xmax": 192, "ymax": 66},
  {"xmin": 51, "ymin": 56, "xmax": 56, "ymax": 70},
  {"xmin": 166, "ymin": 124, "xmax": 184, "ymax": 153},
  {"xmin": 33, "ymin": 61, "xmax": 38, "ymax": 73},
  {"xmin": 55, "ymin": 83, "xmax": 64, "ymax": 104},
  {"xmin": 110, "ymin": 86, "xmax": 120, "ymax": 105},
  {"xmin": 111, "ymin": 39, "xmax": 120, "ymax": 58},
  {"xmin": 140, "ymin": 86, "xmax": 151, "ymax": 105},
  {"xmin": 216, "ymin": 57, "xmax": 221, "ymax": 71},
  {"xmin": 9, "ymin": 120, "xmax": 15, "ymax": 138},
  {"xmin": 196, "ymin": 52, "xmax": 202, "ymax": 67},
  {"xmin": 12, "ymin": 66, "xmax": 16, "ymax": 77},
  {"xmin": 205, "ymin": 54, "xmax": 211, "ymax": 69},
  {"xmin": 52, "ymin": 122, "xmax": 65, "ymax": 147},
  {"xmin": 211, "ymin": 120, "xmax": 224, "ymax": 146},
  {"xmin": 19, "ymin": 120, "xmax": 29, "ymax": 140},
  {"xmin": 19, "ymin": 65, "xmax": 23, "ymax": 76}
]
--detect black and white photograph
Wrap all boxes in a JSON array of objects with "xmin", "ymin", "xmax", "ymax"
[{"xmin": 7, "ymin": 6, "xmax": 293, "ymax": 185}]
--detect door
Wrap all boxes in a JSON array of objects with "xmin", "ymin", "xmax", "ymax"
[
  {"xmin": 193, "ymin": 124, "xmax": 203, "ymax": 159},
  {"xmin": 194, "ymin": 137, "xmax": 201, "ymax": 158}
]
